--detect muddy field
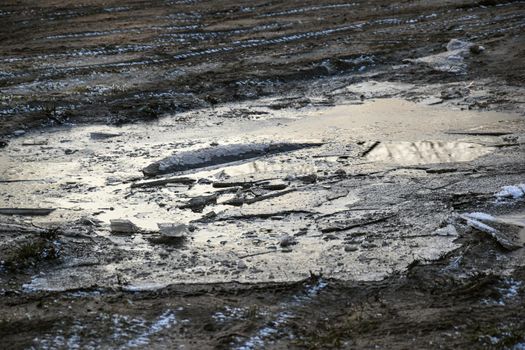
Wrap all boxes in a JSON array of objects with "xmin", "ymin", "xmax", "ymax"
[
  {"xmin": 1, "ymin": 0, "xmax": 525, "ymax": 349},
  {"xmin": 1, "ymin": 0, "xmax": 524, "ymax": 134}
]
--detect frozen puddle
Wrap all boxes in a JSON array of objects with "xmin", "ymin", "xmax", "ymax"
[{"xmin": 2, "ymin": 97, "xmax": 522, "ymax": 291}]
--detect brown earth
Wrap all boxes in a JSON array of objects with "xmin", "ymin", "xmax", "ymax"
[
  {"xmin": 1, "ymin": 235, "xmax": 525, "ymax": 349},
  {"xmin": 0, "ymin": 0, "xmax": 524, "ymax": 134},
  {"xmin": 1, "ymin": 1, "xmax": 525, "ymax": 349}
]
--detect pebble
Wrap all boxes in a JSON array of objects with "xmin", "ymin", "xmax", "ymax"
[
  {"xmin": 361, "ymin": 242, "xmax": 378, "ymax": 249},
  {"xmin": 279, "ymin": 235, "xmax": 296, "ymax": 247}
]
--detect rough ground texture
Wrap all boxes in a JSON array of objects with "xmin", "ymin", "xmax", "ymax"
[
  {"xmin": 1, "ymin": 0, "xmax": 525, "ymax": 349},
  {"xmin": 0, "ymin": 0, "xmax": 524, "ymax": 134}
]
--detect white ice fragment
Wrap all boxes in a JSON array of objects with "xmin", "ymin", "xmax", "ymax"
[
  {"xmin": 464, "ymin": 212, "xmax": 495, "ymax": 222},
  {"xmin": 122, "ymin": 281, "xmax": 170, "ymax": 292},
  {"xmin": 462, "ymin": 217, "xmax": 522, "ymax": 250},
  {"xmin": 124, "ymin": 310, "xmax": 177, "ymax": 348},
  {"xmin": 495, "ymin": 184, "xmax": 525, "ymax": 199},
  {"xmin": 110, "ymin": 219, "xmax": 138, "ymax": 234},
  {"xmin": 434, "ymin": 224, "xmax": 458, "ymax": 236},
  {"xmin": 466, "ymin": 218, "xmax": 497, "ymax": 234},
  {"xmin": 446, "ymin": 39, "xmax": 471, "ymax": 51},
  {"xmin": 404, "ymin": 38, "xmax": 482, "ymax": 74},
  {"xmin": 157, "ymin": 223, "xmax": 188, "ymax": 238}
]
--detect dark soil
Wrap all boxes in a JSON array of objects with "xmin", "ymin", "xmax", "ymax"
[
  {"xmin": 1, "ymin": 0, "xmax": 524, "ymax": 134},
  {"xmin": 1, "ymin": 1, "xmax": 524, "ymax": 349},
  {"xmin": 1, "ymin": 236, "xmax": 524, "ymax": 349}
]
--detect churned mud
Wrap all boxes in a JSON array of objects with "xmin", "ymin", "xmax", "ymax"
[
  {"xmin": 1, "ymin": 0, "xmax": 524, "ymax": 134},
  {"xmin": 1, "ymin": 0, "xmax": 525, "ymax": 349}
]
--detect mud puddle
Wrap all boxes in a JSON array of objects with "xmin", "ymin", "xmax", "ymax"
[
  {"xmin": 1, "ymin": 96, "xmax": 523, "ymax": 292},
  {"xmin": 1, "ymin": 1, "xmax": 525, "ymax": 348},
  {"xmin": 1, "ymin": 98, "xmax": 517, "ymax": 228}
]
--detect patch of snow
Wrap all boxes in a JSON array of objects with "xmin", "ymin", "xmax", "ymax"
[
  {"xmin": 499, "ymin": 278, "xmax": 522, "ymax": 300},
  {"xmin": 496, "ymin": 184, "xmax": 525, "ymax": 200},
  {"xmin": 434, "ymin": 224, "xmax": 458, "ymax": 236},
  {"xmin": 123, "ymin": 310, "xmax": 177, "ymax": 348},
  {"xmin": 236, "ymin": 279, "xmax": 327, "ymax": 350},
  {"xmin": 464, "ymin": 212, "xmax": 495, "ymax": 222},
  {"xmin": 236, "ymin": 312, "xmax": 291, "ymax": 350},
  {"xmin": 122, "ymin": 282, "xmax": 170, "ymax": 292},
  {"xmin": 212, "ymin": 306, "xmax": 246, "ymax": 323},
  {"xmin": 465, "ymin": 218, "xmax": 497, "ymax": 234},
  {"xmin": 258, "ymin": 3, "xmax": 356, "ymax": 17},
  {"xmin": 405, "ymin": 38, "xmax": 482, "ymax": 74}
]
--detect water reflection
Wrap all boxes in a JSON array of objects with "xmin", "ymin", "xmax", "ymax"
[{"xmin": 365, "ymin": 141, "xmax": 492, "ymax": 165}]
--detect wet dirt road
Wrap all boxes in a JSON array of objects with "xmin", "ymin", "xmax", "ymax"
[{"xmin": 1, "ymin": 0, "xmax": 525, "ymax": 349}]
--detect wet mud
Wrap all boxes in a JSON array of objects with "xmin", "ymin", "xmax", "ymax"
[
  {"xmin": 1, "ymin": 94, "xmax": 524, "ymax": 348},
  {"xmin": 1, "ymin": 0, "xmax": 525, "ymax": 349},
  {"xmin": 1, "ymin": 0, "xmax": 524, "ymax": 134}
]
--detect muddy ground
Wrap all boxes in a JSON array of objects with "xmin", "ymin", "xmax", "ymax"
[
  {"xmin": 1, "ymin": 0, "xmax": 524, "ymax": 134},
  {"xmin": 1, "ymin": 0, "xmax": 525, "ymax": 349}
]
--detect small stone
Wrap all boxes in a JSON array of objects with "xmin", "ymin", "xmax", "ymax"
[
  {"xmin": 197, "ymin": 178, "xmax": 213, "ymax": 184},
  {"xmin": 297, "ymin": 174, "xmax": 317, "ymax": 184},
  {"xmin": 469, "ymin": 44, "xmax": 485, "ymax": 54},
  {"xmin": 323, "ymin": 234, "xmax": 339, "ymax": 241},
  {"xmin": 279, "ymin": 235, "xmax": 296, "ymax": 247},
  {"xmin": 501, "ymin": 135, "xmax": 519, "ymax": 143},
  {"xmin": 13, "ymin": 130, "xmax": 26, "ymax": 137},
  {"xmin": 361, "ymin": 242, "xmax": 378, "ymax": 249},
  {"xmin": 22, "ymin": 139, "xmax": 48, "ymax": 146},
  {"xmin": 344, "ymin": 245, "xmax": 358, "ymax": 252}
]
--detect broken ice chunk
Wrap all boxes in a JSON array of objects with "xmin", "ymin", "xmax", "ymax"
[
  {"xmin": 461, "ymin": 213, "xmax": 524, "ymax": 250},
  {"xmin": 495, "ymin": 184, "xmax": 525, "ymax": 200},
  {"xmin": 110, "ymin": 219, "xmax": 139, "ymax": 234},
  {"xmin": 434, "ymin": 224, "xmax": 458, "ymax": 237},
  {"xmin": 142, "ymin": 142, "xmax": 322, "ymax": 176},
  {"xmin": 157, "ymin": 223, "xmax": 189, "ymax": 238}
]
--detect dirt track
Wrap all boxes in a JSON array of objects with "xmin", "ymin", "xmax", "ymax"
[
  {"xmin": 1, "ymin": 1, "xmax": 525, "ymax": 349},
  {"xmin": 1, "ymin": 0, "xmax": 524, "ymax": 134}
]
